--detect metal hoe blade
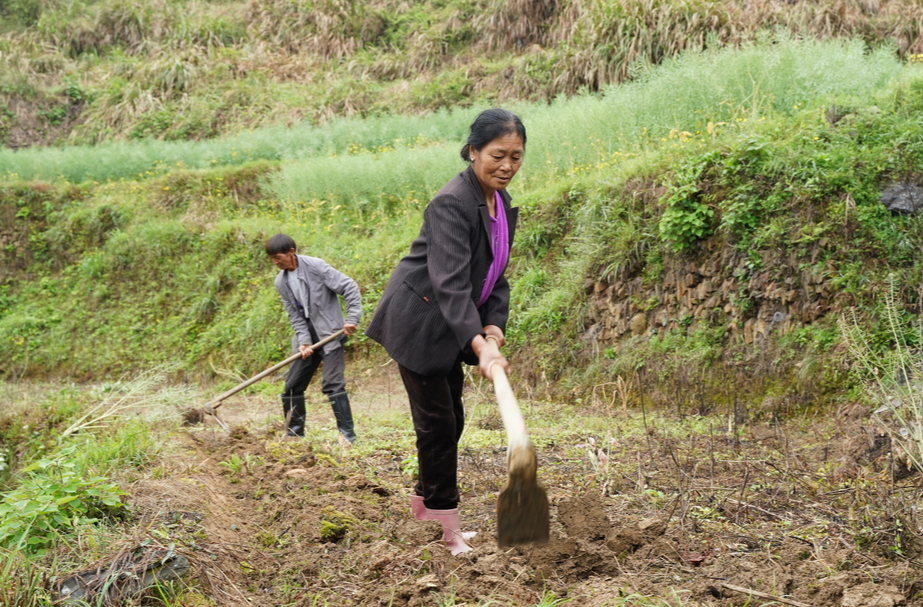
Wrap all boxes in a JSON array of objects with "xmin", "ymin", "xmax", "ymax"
[
  {"xmin": 204, "ymin": 404, "xmax": 230, "ymax": 432},
  {"xmin": 497, "ymin": 443, "xmax": 550, "ymax": 546}
]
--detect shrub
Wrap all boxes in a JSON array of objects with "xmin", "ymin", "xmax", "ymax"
[
  {"xmin": 0, "ymin": 444, "xmax": 127, "ymax": 554},
  {"xmin": 658, "ymin": 151, "xmax": 719, "ymax": 252}
]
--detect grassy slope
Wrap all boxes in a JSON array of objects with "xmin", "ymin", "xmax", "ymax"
[{"xmin": 1, "ymin": 38, "xmax": 922, "ymax": 416}]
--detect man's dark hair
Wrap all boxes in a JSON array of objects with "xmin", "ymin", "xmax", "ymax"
[
  {"xmin": 265, "ymin": 233, "xmax": 297, "ymax": 255},
  {"xmin": 459, "ymin": 108, "xmax": 527, "ymax": 162}
]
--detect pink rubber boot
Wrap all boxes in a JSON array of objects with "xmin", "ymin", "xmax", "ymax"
[
  {"xmin": 409, "ymin": 495, "xmax": 427, "ymax": 520},
  {"xmin": 423, "ymin": 508, "xmax": 477, "ymax": 556}
]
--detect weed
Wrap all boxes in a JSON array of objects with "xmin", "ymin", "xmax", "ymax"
[
  {"xmin": 218, "ymin": 454, "xmax": 244, "ymax": 476},
  {"xmin": 0, "ymin": 444, "xmax": 127, "ymax": 554},
  {"xmin": 319, "ymin": 507, "xmax": 359, "ymax": 543},
  {"xmin": 840, "ymin": 275, "xmax": 923, "ymax": 472},
  {"xmin": 658, "ymin": 151, "xmax": 718, "ymax": 252},
  {"xmin": 536, "ymin": 591, "xmax": 578, "ymax": 606},
  {"xmin": 400, "ymin": 454, "xmax": 419, "ymax": 479},
  {"xmin": 0, "ymin": 547, "xmax": 51, "ymax": 607}
]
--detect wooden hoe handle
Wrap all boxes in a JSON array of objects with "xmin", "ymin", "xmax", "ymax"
[
  {"xmin": 204, "ymin": 329, "xmax": 346, "ymax": 413},
  {"xmin": 486, "ymin": 337, "xmax": 530, "ymax": 452}
]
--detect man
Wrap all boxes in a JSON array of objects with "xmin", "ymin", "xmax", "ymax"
[{"xmin": 266, "ymin": 233, "xmax": 362, "ymax": 442}]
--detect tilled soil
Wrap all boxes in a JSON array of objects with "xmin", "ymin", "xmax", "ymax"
[{"xmin": 113, "ymin": 376, "xmax": 923, "ymax": 606}]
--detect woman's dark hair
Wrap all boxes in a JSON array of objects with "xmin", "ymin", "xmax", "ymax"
[
  {"xmin": 460, "ymin": 108, "xmax": 526, "ymax": 162},
  {"xmin": 265, "ymin": 233, "xmax": 297, "ymax": 255}
]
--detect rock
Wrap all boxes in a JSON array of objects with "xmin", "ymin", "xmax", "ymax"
[
  {"xmin": 58, "ymin": 552, "xmax": 190, "ymax": 606},
  {"xmin": 415, "ymin": 574, "xmax": 441, "ymax": 591},
  {"xmin": 841, "ymin": 583, "xmax": 905, "ymax": 607},
  {"xmin": 743, "ymin": 318, "xmax": 757, "ymax": 344},
  {"xmin": 881, "ymin": 182, "xmax": 923, "ymax": 215},
  {"xmin": 629, "ymin": 313, "xmax": 647, "ymax": 336},
  {"xmin": 637, "ymin": 517, "xmax": 667, "ymax": 537},
  {"xmin": 605, "ymin": 526, "xmax": 642, "ymax": 555}
]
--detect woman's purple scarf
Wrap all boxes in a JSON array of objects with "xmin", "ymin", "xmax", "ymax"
[{"xmin": 478, "ymin": 191, "xmax": 509, "ymax": 307}]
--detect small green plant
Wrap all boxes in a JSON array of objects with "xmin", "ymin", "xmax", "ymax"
[
  {"xmin": 689, "ymin": 505, "xmax": 725, "ymax": 522},
  {"xmin": 218, "ymin": 454, "xmax": 244, "ymax": 475},
  {"xmin": 0, "ymin": 445, "xmax": 127, "ymax": 554},
  {"xmin": 258, "ymin": 530, "xmax": 283, "ymax": 548},
  {"xmin": 658, "ymin": 152, "xmax": 718, "ymax": 252},
  {"xmin": 400, "ymin": 454, "xmax": 419, "ymax": 479},
  {"xmin": 38, "ymin": 107, "xmax": 67, "ymax": 126},
  {"xmin": 64, "ymin": 83, "xmax": 83, "ymax": 104},
  {"xmin": 643, "ymin": 488, "xmax": 666, "ymax": 505}
]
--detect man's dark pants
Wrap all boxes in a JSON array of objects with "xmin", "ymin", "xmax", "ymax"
[
  {"xmin": 282, "ymin": 345, "xmax": 355, "ymax": 441},
  {"xmin": 284, "ymin": 346, "xmax": 346, "ymax": 398}
]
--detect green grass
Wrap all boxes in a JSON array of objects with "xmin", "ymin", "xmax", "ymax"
[
  {"xmin": 0, "ymin": 375, "xmax": 188, "ymax": 603},
  {"xmin": 0, "ymin": 108, "xmax": 476, "ymax": 183}
]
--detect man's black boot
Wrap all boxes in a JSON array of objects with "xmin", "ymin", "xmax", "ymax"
[
  {"xmin": 328, "ymin": 391, "xmax": 357, "ymax": 443},
  {"xmin": 281, "ymin": 393, "xmax": 307, "ymax": 437}
]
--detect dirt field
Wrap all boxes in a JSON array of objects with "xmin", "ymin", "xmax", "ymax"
[{"xmin": 109, "ymin": 364, "xmax": 923, "ymax": 606}]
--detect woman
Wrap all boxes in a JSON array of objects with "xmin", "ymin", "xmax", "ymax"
[{"xmin": 366, "ymin": 108, "xmax": 525, "ymax": 555}]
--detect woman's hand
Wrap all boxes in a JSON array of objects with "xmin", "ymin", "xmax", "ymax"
[
  {"xmin": 471, "ymin": 334, "xmax": 510, "ymax": 381},
  {"xmin": 483, "ymin": 325, "xmax": 505, "ymax": 347},
  {"xmin": 298, "ymin": 344, "xmax": 315, "ymax": 359},
  {"xmin": 343, "ymin": 323, "xmax": 358, "ymax": 336}
]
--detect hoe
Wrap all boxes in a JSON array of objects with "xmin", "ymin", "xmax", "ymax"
[
  {"xmin": 487, "ymin": 336, "xmax": 550, "ymax": 546},
  {"xmin": 194, "ymin": 329, "xmax": 345, "ymax": 431}
]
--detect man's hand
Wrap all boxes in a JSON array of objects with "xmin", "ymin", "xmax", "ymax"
[
  {"xmin": 298, "ymin": 344, "xmax": 315, "ymax": 359},
  {"xmin": 343, "ymin": 323, "xmax": 358, "ymax": 336}
]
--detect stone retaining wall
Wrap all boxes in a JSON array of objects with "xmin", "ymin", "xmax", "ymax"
[{"xmin": 585, "ymin": 244, "xmax": 840, "ymax": 345}]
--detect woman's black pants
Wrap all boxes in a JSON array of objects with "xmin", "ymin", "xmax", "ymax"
[{"xmin": 398, "ymin": 362, "xmax": 465, "ymax": 510}]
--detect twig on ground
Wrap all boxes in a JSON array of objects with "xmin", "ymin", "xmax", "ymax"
[
  {"xmin": 719, "ymin": 582, "xmax": 814, "ymax": 607},
  {"xmin": 724, "ymin": 497, "xmax": 787, "ymax": 521}
]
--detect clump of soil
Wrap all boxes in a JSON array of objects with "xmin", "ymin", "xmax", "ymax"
[{"xmin": 180, "ymin": 407, "xmax": 205, "ymax": 425}]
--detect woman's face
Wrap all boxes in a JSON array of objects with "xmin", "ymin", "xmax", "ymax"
[{"xmin": 471, "ymin": 133, "xmax": 524, "ymax": 195}]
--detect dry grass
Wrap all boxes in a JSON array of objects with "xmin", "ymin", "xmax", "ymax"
[
  {"xmin": 2, "ymin": 0, "xmax": 922, "ymax": 145},
  {"xmin": 476, "ymin": 0, "xmax": 561, "ymax": 50},
  {"xmin": 244, "ymin": 0, "xmax": 389, "ymax": 59},
  {"xmin": 545, "ymin": 0, "xmax": 923, "ymax": 92}
]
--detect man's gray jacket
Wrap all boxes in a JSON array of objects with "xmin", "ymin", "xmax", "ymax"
[{"xmin": 274, "ymin": 255, "xmax": 362, "ymax": 355}]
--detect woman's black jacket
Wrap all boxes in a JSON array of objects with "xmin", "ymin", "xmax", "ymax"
[{"xmin": 365, "ymin": 164, "xmax": 519, "ymax": 376}]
